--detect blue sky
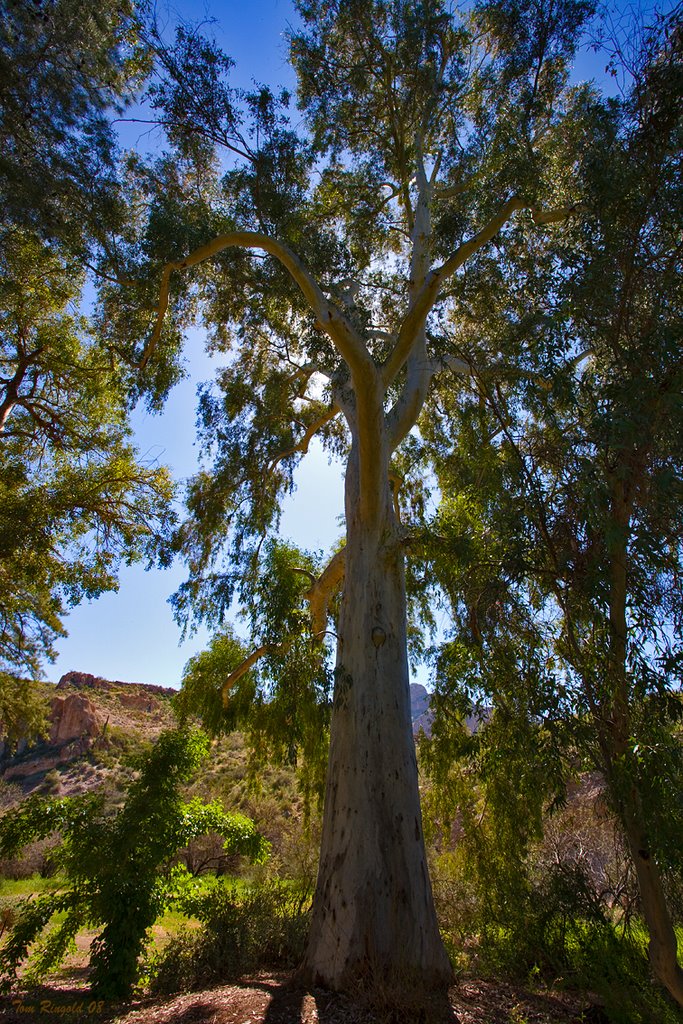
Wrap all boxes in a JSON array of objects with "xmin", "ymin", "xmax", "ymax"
[
  {"xmin": 52, "ymin": 1, "xmax": 343, "ymax": 687},
  {"xmin": 50, "ymin": 0, "xmax": 664, "ymax": 688}
]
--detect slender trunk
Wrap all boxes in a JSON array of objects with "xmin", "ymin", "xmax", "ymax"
[
  {"xmin": 602, "ymin": 494, "xmax": 683, "ymax": 1006},
  {"xmin": 301, "ymin": 445, "xmax": 452, "ymax": 1003},
  {"xmin": 619, "ymin": 795, "xmax": 683, "ymax": 1005}
]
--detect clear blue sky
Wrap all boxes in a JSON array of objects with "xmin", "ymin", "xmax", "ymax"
[
  {"xmin": 52, "ymin": 1, "xmax": 332, "ymax": 688},
  {"xmin": 50, "ymin": 0, "xmax": 663, "ymax": 688}
]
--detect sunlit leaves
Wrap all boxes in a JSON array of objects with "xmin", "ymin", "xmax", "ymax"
[{"xmin": 0, "ymin": 728, "xmax": 268, "ymax": 998}]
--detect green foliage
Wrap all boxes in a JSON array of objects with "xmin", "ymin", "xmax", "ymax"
[
  {"xmin": 428, "ymin": 788, "xmax": 683, "ymax": 1023},
  {"xmin": 422, "ymin": 692, "xmax": 570, "ymax": 941},
  {"xmin": 0, "ymin": 229, "xmax": 175, "ymax": 675},
  {"xmin": 416, "ymin": 4, "xmax": 683, "ymax": 1002},
  {"xmin": 0, "ymin": 674, "xmax": 49, "ymax": 753},
  {"xmin": 147, "ymin": 878, "xmax": 311, "ymax": 995},
  {"xmin": 175, "ymin": 540, "xmax": 333, "ymax": 808},
  {"xmin": 0, "ymin": 0, "xmax": 148, "ymax": 257},
  {"xmin": 0, "ymin": 728, "xmax": 268, "ymax": 999},
  {"xmin": 175, "ymin": 626, "xmax": 254, "ymax": 736},
  {"xmin": 475, "ymin": 912, "xmax": 683, "ymax": 1024}
]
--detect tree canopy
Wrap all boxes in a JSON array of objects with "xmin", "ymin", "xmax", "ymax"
[{"xmin": 0, "ymin": 0, "xmax": 681, "ymax": 1011}]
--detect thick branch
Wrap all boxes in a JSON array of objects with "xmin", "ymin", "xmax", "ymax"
[
  {"xmin": 139, "ymin": 232, "xmax": 372, "ymax": 380},
  {"xmin": 433, "ymin": 171, "xmax": 481, "ymax": 201},
  {"xmin": 388, "ymin": 353, "xmax": 472, "ymax": 450},
  {"xmin": 385, "ymin": 167, "xmax": 434, "ymax": 452},
  {"xmin": 0, "ymin": 348, "xmax": 44, "ymax": 433},
  {"xmin": 221, "ymin": 644, "xmax": 274, "ymax": 705},
  {"xmin": 304, "ymin": 547, "xmax": 346, "ymax": 636},
  {"xmin": 531, "ymin": 203, "xmax": 585, "ymax": 225},
  {"xmin": 221, "ymin": 548, "xmax": 346, "ymax": 703}
]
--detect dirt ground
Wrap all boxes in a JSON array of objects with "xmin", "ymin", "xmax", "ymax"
[{"xmin": 0, "ymin": 968, "xmax": 604, "ymax": 1024}]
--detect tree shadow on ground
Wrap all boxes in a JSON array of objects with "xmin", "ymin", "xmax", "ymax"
[{"xmin": 259, "ymin": 974, "xmax": 460, "ymax": 1023}]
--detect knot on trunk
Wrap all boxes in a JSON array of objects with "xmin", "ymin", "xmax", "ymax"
[{"xmin": 371, "ymin": 626, "xmax": 386, "ymax": 648}]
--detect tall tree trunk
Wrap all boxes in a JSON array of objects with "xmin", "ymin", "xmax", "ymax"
[
  {"xmin": 602, "ymin": 497, "xmax": 683, "ymax": 1006},
  {"xmin": 619, "ymin": 795, "xmax": 683, "ymax": 1005},
  {"xmin": 301, "ymin": 446, "xmax": 452, "ymax": 1002}
]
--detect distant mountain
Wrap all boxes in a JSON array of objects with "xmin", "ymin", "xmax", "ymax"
[
  {"xmin": 410, "ymin": 683, "xmax": 434, "ymax": 737},
  {"xmin": 409, "ymin": 683, "xmax": 489, "ymax": 738}
]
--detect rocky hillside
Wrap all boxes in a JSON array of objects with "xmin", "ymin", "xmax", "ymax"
[
  {"xmin": 0, "ymin": 676, "xmax": 439, "ymax": 799},
  {"xmin": 0, "ymin": 671, "xmax": 177, "ymax": 796}
]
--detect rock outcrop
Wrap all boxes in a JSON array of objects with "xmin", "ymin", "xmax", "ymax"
[
  {"xmin": 49, "ymin": 693, "xmax": 102, "ymax": 745},
  {"xmin": 1, "ymin": 671, "xmax": 177, "ymax": 793},
  {"xmin": 410, "ymin": 683, "xmax": 434, "ymax": 737}
]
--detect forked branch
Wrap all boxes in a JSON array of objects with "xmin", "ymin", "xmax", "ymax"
[
  {"xmin": 383, "ymin": 196, "xmax": 525, "ymax": 388},
  {"xmin": 383, "ymin": 197, "xmax": 583, "ymax": 391}
]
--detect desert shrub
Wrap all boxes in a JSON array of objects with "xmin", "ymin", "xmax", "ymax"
[
  {"xmin": 274, "ymin": 815, "xmax": 321, "ymax": 891},
  {"xmin": 39, "ymin": 769, "xmax": 61, "ymax": 795},
  {"xmin": 422, "ymin": 704, "xmax": 683, "ymax": 1022},
  {"xmin": 0, "ymin": 835, "xmax": 61, "ymax": 880},
  {"xmin": 431, "ymin": 846, "xmax": 682, "ymax": 1023},
  {"xmin": 0, "ymin": 779, "xmax": 22, "ymax": 812},
  {"xmin": 147, "ymin": 878, "xmax": 311, "ymax": 994}
]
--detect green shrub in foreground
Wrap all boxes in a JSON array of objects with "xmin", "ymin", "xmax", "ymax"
[
  {"xmin": 0, "ymin": 728, "xmax": 269, "ymax": 1000},
  {"xmin": 147, "ymin": 878, "xmax": 311, "ymax": 994},
  {"xmin": 472, "ymin": 883, "xmax": 683, "ymax": 1024}
]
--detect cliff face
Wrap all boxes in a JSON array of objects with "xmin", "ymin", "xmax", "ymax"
[
  {"xmin": 48, "ymin": 692, "xmax": 102, "ymax": 747},
  {"xmin": 409, "ymin": 683, "xmax": 489, "ymax": 738},
  {"xmin": 1, "ymin": 671, "xmax": 177, "ymax": 793},
  {"xmin": 410, "ymin": 683, "xmax": 434, "ymax": 737}
]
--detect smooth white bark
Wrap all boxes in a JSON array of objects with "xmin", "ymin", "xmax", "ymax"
[{"xmin": 301, "ymin": 444, "xmax": 452, "ymax": 997}]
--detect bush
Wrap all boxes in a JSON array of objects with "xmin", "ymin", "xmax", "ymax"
[
  {"xmin": 0, "ymin": 728, "xmax": 269, "ymax": 1000},
  {"xmin": 147, "ymin": 879, "xmax": 310, "ymax": 994}
]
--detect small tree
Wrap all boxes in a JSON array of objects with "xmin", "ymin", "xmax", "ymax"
[{"xmin": 0, "ymin": 728, "xmax": 269, "ymax": 999}]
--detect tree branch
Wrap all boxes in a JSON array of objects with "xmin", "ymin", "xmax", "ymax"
[
  {"xmin": 304, "ymin": 547, "xmax": 346, "ymax": 636},
  {"xmin": 220, "ymin": 549, "xmax": 346, "ymax": 703},
  {"xmin": 387, "ymin": 353, "xmax": 473, "ymax": 450},
  {"xmin": 266, "ymin": 404, "xmax": 340, "ymax": 474},
  {"xmin": 221, "ymin": 644, "xmax": 273, "ymax": 705},
  {"xmin": 383, "ymin": 196, "xmax": 525, "ymax": 388},
  {"xmin": 433, "ymin": 171, "xmax": 481, "ymax": 200},
  {"xmin": 530, "ymin": 203, "xmax": 585, "ymax": 225},
  {"xmin": 138, "ymin": 232, "xmax": 373, "ymax": 380}
]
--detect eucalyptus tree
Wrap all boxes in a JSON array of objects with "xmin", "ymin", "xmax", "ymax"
[
  {"xmin": 422, "ymin": 5, "xmax": 683, "ymax": 1004},
  {"xmin": 115, "ymin": 0, "xmax": 595, "ymax": 1001}
]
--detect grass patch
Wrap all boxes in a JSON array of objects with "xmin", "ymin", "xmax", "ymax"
[{"xmin": 0, "ymin": 874, "xmax": 65, "ymax": 899}]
